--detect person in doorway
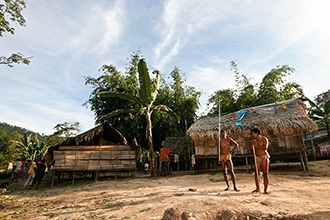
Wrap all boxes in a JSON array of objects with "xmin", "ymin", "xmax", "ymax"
[
  {"xmin": 251, "ymin": 127, "xmax": 270, "ymax": 194},
  {"xmin": 219, "ymin": 129, "xmax": 239, "ymax": 191}
]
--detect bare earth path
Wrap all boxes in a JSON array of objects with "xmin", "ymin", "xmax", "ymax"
[{"xmin": 1, "ymin": 160, "xmax": 330, "ymax": 219}]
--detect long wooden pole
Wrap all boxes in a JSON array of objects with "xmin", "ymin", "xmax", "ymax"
[
  {"xmin": 218, "ymin": 100, "xmax": 221, "ymax": 162},
  {"xmin": 252, "ymin": 145, "xmax": 260, "ymax": 192}
]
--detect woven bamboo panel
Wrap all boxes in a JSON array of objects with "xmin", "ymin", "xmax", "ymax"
[
  {"xmin": 58, "ymin": 145, "xmax": 130, "ymax": 151},
  {"xmin": 53, "ymin": 145, "xmax": 136, "ymax": 171}
]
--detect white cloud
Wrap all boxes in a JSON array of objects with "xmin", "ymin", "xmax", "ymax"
[{"xmin": 1, "ymin": 0, "xmax": 329, "ymax": 135}]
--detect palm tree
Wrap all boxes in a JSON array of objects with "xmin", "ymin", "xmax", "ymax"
[
  {"xmin": 305, "ymin": 91, "xmax": 330, "ymax": 136},
  {"xmin": 14, "ymin": 133, "xmax": 51, "ymax": 160},
  {"xmin": 97, "ymin": 59, "xmax": 180, "ymax": 175},
  {"xmin": 14, "ymin": 133, "xmax": 34, "ymax": 159}
]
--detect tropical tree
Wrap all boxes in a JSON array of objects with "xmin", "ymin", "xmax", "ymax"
[
  {"xmin": 232, "ymin": 61, "xmax": 257, "ymax": 110},
  {"xmin": 12, "ymin": 132, "xmax": 51, "ymax": 160},
  {"xmin": 53, "ymin": 121, "xmax": 80, "ymax": 138},
  {"xmin": 153, "ymin": 67, "xmax": 201, "ymax": 146},
  {"xmin": 33, "ymin": 137, "xmax": 52, "ymax": 160},
  {"xmin": 0, "ymin": 0, "xmax": 31, "ymax": 67},
  {"xmin": 13, "ymin": 133, "xmax": 33, "ymax": 159},
  {"xmin": 97, "ymin": 59, "xmax": 180, "ymax": 175},
  {"xmin": 207, "ymin": 62, "xmax": 305, "ymax": 115},
  {"xmin": 256, "ymin": 65, "xmax": 304, "ymax": 105},
  {"xmin": 0, "ymin": 128, "xmax": 11, "ymax": 169},
  {"xmin": 306, "ymin": 89, "xmax": 330, "ymax": 136},
  {"xmin": 208, "ymin": 89, "xmax": 237, "ymax": 115},
  {"xmin": 84, "ymin": 52, "xmax": 144, "ymax": 145},
  {"xmin": 207, "ymin": 61, "xmax": 256, "ymax": 115}
]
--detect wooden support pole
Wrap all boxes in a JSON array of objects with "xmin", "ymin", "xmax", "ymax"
[
  {"xmin": 252, "ymin": 146, "xmax": 260, "ymax": 193},
  {"xmin": 245, "ymin": 156, "xmax": 249, "ymax": 173},
  {"xmin": 299, "ymin": 152, "xmax": 306, "ymax": 172}
]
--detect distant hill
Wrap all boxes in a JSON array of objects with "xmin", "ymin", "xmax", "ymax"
[{"xmin": 0, "ymin": 122, "xmax": 47, "ymax": 138}]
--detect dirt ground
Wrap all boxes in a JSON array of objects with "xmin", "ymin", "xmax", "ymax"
[{"xmin": 1, "ymin": 160, "xmax": 330, "ymax": 220}]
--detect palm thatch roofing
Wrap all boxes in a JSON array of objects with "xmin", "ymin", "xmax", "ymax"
[
  {"xmin": 162, "ymin": 136, "xmax": 194, "ymax": 156},
  {"xmin": 187, "ymin": 98, "xmax": 318, "ymax": 140},
  {"xmin": 51, "ymin": 123, "xmax": 128, "ymax": 150}
]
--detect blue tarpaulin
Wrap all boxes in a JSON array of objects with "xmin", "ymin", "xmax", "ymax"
[{"xmin": 235, "ymin": 110, "xmax": 254, "ymax": 126}]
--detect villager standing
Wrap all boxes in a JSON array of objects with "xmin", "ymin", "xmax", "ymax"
[
  {"xmin": 24, "ymin": 159, "xmax": 37, "ymax": 188},
  {"xmin": 12, "ymin": 159, "xmax": 22, "ymax": 182},
  {"xmin": 30, "ymin": 159, "xmax": 46, "ymax": 189},
  {"xmin": 251, "ymin": 127, "xmax": 270, "ymax": 194},
  {"xmin": 219, "ymin": 129, "xmax": 239, "ymax": 191}
]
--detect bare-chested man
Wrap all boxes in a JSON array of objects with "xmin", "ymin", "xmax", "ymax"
[
  {"xmin": 251, "ymin": 128, "xmax": 270, "ymax": 194},
  {"xmin": 219, "ymin": 129, "xmax": 239, "ymax": 191}
]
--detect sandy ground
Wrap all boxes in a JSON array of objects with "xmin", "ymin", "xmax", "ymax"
[{"xmin": 1, "ymin": 160, "xmax": 330, "ymax": 220}]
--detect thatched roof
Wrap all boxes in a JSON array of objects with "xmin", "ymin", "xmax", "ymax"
[
  {"xmin": 162, "ymin": 136, "xmax": 194, "ymax": 156},
  {"xmin": 56, "ymin": 123, "xmax": 128, "ymax": 147},
  {"xmin": 187, "ymin": 98, "xmax": 318, "ymax": 139}
]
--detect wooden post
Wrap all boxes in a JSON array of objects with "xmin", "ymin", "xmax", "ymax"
[
  {"xmin": 252, "ymin": 146, "xmax": 260, "ymax": 193},
  {"xmin": 51, "ymin": 172, "xmax": 55, "ymax": 187},
  {"xmin": 299, "ymin": 152, "xmax": 306, "ymax": 172},
  {"xmin": 245, "ymin": 155, "xmax": 249, "ymax": 173},
  {"xmin": 72, "ymin": 171, "xmax": 75, "ymax": 186},
  {"xmin": 303, "ymin": 149, "xmax": 309, "ymax": 173}
]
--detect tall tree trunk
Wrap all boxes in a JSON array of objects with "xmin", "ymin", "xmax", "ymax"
[{"xmin": 146, "ymin": 110, "xmax": 156, "ymax": 176}]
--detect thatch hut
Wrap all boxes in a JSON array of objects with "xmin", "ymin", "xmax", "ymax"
[
  {"xmin": 162, "ymin": 136, "xmax": 194, "ymax": 171},
  {"xmin": 187, "ymin": 98, "xmax": 318, "ymax": 172},
  {"xmin": 46, "ymin": 123, "xmax": 138, "ymax": 185}
]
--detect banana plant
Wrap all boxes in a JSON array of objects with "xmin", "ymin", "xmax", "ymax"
[{"xmin": 97, "ymin": 59, "xmax": 180, "ymax": 176}]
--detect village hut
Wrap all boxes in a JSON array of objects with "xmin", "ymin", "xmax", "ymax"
[
  {"xmin": 186, "ymin": 98, "xmax": 318, "ymax": 172},
  {"xmin": 162, "ymin": 136, "xmax": 194, "ymax": 171},
  {"xmin": 46, "ymin": 123, "xmax": 138, "ymax": 185}
]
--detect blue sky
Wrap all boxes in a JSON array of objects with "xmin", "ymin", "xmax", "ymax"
[{"xmin": 1, "ymin": 0, "xmax": 329, "ymax": 135}]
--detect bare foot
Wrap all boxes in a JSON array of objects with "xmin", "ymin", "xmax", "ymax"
[
  {"xmin": 251, "ymin": 189, "xmax": 260, "ymax": 193},
  {"xmin": 264, "ymin": 191, "xmax": 270, "ymax": 194},
  {"xmin": 234, "ymin": 188, "xmax": 240, "ymax": 192},
  {"xmin": 224, "ymin": 187, "xmax": 230, "ymax": 191}
]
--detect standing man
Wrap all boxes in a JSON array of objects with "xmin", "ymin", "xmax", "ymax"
[
  {"xmin": 30, "ymin": 159, "xmax": 46, "ymax": 189},
  {"xmin": 251, "ymin": 128, "xmax": 270, "ymax": 194},
  {"xmin": 219, "ymin": 129, "xmax": 239, "ymax": 191}
]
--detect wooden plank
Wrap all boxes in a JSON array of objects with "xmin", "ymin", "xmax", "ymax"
[{"xmin": 58, "ymin": 145, "xmax": 131, "ymax": 151}]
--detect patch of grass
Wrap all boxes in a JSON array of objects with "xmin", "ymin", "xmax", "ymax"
[
  {"xmin": 88, "ymin": 213, "xmax": 107, "ymax": 219},
  {"xmin": 140, "ymin": 207, "xmax": 152, "ymax": 212},
  {"xmin": 104, "ymin": 202, "xmax": 124, "ymax": 210}
]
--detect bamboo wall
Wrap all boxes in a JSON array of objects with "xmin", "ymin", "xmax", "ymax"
[
  {"xmin": 53, "ymin": 145, "xmax": 136, "ymax": 171},
  {"xmin": 192, "ymin": 133, "xmax": 305, "ymax": 157}
]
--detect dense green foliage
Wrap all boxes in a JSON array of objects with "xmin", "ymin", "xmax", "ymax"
[
  {"xmin": 96, "ymin": 58, "xmax": 182, "ymax": 175},
  {"xmin": 53, "ymin": 121, "xmax": 80, "ymax": 138},
  {"xmin": 0, "ymin": 0, "xmax": 31, "ymax": 67},
  {"xmin": 207, "ymin": 61, "xmax": 305, "ymax": 114},
  {"xmin": 84, "ymin": 52, "xmax": 201, "ymax": 151},
  {"xmin": 0, "ymin": 122, "xmax": 73, "ymax": 171},
  {"xmin": 0, "ymin": 122, "xmax": 48, "ymax": 170},
  {"xmin": 306, "ymin": 89, "xmax": 330, "ymax": 136}
]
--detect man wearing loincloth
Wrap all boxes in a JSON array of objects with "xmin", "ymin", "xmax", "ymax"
[
  {"xmin": 219, "ymin": 129, "xmax": 239, "ymax": 191},
  {"xmin": 251, "ymin": 127, "xmax": 270, "ymax": 194}
]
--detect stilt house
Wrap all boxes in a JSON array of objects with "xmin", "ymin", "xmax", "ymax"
[
  {"xmin": 186, "ymin": 98, "xmax": 318, "ymax": 172},
  {"xmin": 46, "ymin": 123, "xmax": 137, "ymax": 182}
]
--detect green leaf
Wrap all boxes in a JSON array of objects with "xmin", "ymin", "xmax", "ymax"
[
  {"xmin": 138, "ymin": 59, "xmax": 152, "ymax": 104},
  {"xmin": 98, "ymin": 91, "xmax": 144, "ymax": 106}
]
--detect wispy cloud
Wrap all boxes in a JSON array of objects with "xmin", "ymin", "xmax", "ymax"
[{"xmin": 1, "ymin": 0, "xmax": 329, "ymax": 134}]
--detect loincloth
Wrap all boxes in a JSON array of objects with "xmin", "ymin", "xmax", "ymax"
[
  {"xmin": 220, "ymin": 154, "xmax": 232, "ymax": 163},
  {"xmin": 256, "ymin": 153, "xmax": 270, "ymax": 164}
]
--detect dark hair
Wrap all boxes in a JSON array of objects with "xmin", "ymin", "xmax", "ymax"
[{"xmin": 251, "ymin": 128, "xmax": 261, "ymax": 134}]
